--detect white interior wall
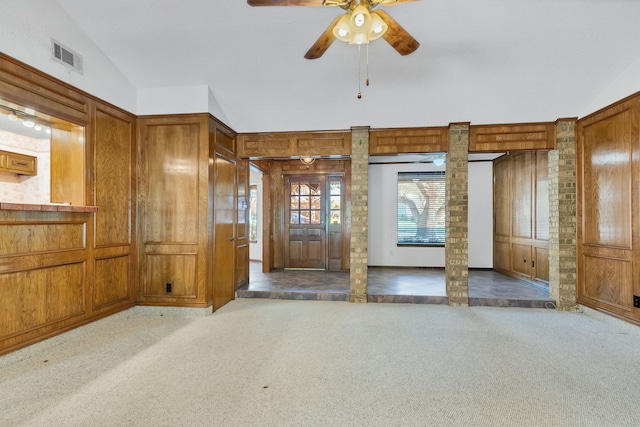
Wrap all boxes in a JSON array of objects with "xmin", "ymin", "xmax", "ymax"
[
  {"xmin": 368, "ymin": 160, "xmax": 493, "ymax": 268},
  {"xmin": 249, "ymin": 168, "xmax": 263, "ymax": 262},
  {"xmin": 0, "ymin": 0, "xmax": 136, "ymax": 114}
]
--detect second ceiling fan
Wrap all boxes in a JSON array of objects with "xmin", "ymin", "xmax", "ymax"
[{"xmin": 247, "ymin": 0, "xmax": 420, "ymax": 59}]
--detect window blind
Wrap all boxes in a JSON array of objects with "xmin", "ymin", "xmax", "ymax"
[{"xmin": 397, "ymin": 171, "xmax": 446, "ymax": 245}]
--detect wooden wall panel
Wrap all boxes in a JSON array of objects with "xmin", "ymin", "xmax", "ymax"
[
  {"xmin": 534, "ymin": 247, "xmax": 549, "ymax": 282},
  {"xmin": 493, "ymin": 158, "xmax": 510, "ymax": 238},
  {"xmin": 494, "ymin": 151, "xmax": 549, "ymax": 283},
  {"xmin": 511, "ymin": 152, "xmax": 532, "ymax": 239},
  {"xmin": 94, "ymin": 256, "xmax": 130, "ymax": 309},
  {"xmin": 494, "ymin": 241, "xmax": 510, "ymax": 271},
  {"xmin": 470, "ymin": 123, "xmax": 555, "ymax": 152},
  {"xmin": 582, "ymin": 110, "xmax": 632, "ymax": 248},
  {"xmin": 50, "ymin": 123, "xmax": 85, "ymax": 206},
  {"xmin": 146, "ymin": 123, "xmax": 200, "ymax": 244},
  {"xmin": 0, "ymin": 263, "xmax": 84, "ymax": 337},
  {"xmin": 511, "ymin": 244, "xmax": 532, "ymax": 277},
  {"xmin": 0, "ymin": 54, "xmax": 136, "ymax": 355},
  {"xmin": 238, "ymin": 131, "xmax": 351, "ymax": 158},
  {"xmin": 577, "ymin": 94, "xmax": 640, "ymax": 324},
  {"xmin": 582, "ymin": 255, "xmax": 633, "ymax": 311},
  {"xmin": 0, "ymin": 222, "xmax": 85, "ymax": 255},
  {"xmin": 145, "ymin": 254, "xmax": 197, "ymax": 298},
  {"xmin": 369, "ymin": 127, "xmax": 448, "ymax": 155},
  {"xmin": 94, "ymin": 108, "xmax": 133, "ymax": 247}
]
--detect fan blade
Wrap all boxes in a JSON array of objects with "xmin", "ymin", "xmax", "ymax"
[
  {"xmin": 304, "ymin": 15, "xmax": 342, "ymax": 59},
  {"xmin": 247, "ymin": 0, "xmax": 329, "ymax": 6},
  {"xmin": 375, "ymin": 10, "xmax": 420, "ymax": 55},
  {"xmin": 374, "ymin": 0, "xmax": 420, "ymax": 5}
]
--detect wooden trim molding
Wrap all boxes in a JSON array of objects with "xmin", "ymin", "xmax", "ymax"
[{"xmin": 469, "ymin": 122, "xmax": 555, "ymax": 152}]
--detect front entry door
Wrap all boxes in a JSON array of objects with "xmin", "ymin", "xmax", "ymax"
[{"xmin": 285, "ymin": 176, "xmax": 326, "ymax": 269}]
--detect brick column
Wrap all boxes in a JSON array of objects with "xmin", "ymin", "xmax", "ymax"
[
  {"xmin": 548, "ymin": 119, "xmax": 578, "ymax": 311},
  {"xmin": 445, "ymin": 123, "xmax": 469, "ymax": 306},
  {"xmin": 349, "ymin": 126, "xmax": 369, "ymax": 303}
]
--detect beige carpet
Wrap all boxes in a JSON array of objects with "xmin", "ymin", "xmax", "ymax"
[{"xmin": 1, "ymin": 299, "xmax": 639, "ymax": 426}]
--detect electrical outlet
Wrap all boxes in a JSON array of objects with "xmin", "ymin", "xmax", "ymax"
[
  {"xmin": 634, "ymin": 295, "xmax": 640, "ymax": 308},
  {"xmin": 166, "ymin": 283, "xmax": 172, "ymax": 293}
]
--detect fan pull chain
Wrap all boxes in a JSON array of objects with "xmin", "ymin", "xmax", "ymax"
[
  {"xmin": 366, "ymin": 43, "xmax": 370, "ymax": 87},
  {"xmin": 357, "ymin": 44, "xmax": 362, "ymax": 99}
]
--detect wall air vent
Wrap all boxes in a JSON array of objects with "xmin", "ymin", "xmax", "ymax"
[{"xmin": 51, "ymin": 39, "xmax": 83, "ymax": 74}]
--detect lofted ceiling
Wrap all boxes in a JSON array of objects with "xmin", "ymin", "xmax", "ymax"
[{"xmin": 53, "ymin": 0, "xmax": 640, "ymax": 133}]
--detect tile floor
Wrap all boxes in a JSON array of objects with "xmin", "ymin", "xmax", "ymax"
[{"xmin": 237, "ymin": 262, "xmax": 556, "ymax": 308}]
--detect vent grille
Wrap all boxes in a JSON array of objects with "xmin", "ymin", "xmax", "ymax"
[{"xmin": 51, "ymin": 39, "xmax": 83, "ymax": 74}]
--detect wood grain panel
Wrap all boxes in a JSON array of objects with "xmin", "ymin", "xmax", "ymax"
[
  {"xmin": 582, "ymin": 110, "xmax": 632, "ymax": 248},
  {"xmin": 369, "ymin": 127, "xmax": 448, "ymax": 155},
  {"xmin": 511, "ymin": 244, "xmax": 532, "ymax": 277},
  {"xmin": 94, "ymin": 256, "xmax": 129, "ymax": 309},
  {"xmin": 46, "ymin": 263, "xmax": 85, "ymax": 323},
  {"xmin": 0, "ymin": 222, "xmax": 85, "ymax": 255},
  {"xmin": 511, "ymin": 152, "xmax": 532, "ymax": 238},
  {"xmin": 0, "ymin": 53, "xmax": 89, "ymax": 121},
  {"xmin": 582, "ymin": 255, "xmax": 633, "ymax": 310},
  {"xmin": 235, "ymin": 244, "xmax": 249, "ymax": 288},
  {"xmin": 470, "ymin": 123, "xmax": 555, "ymax": 152},
  {"xmin": 145, "ymin": 254, "xmax": 197, "ymax": 298},
  {"xmin": 535, "ymin": 151, "xmax": 549, "ymax": 240},
  {"xmin": 238, "ymin": 131, "xmax": 351, "ymax": 158},
  {"xmin": 94, "ymin": 108, "xmax": 133, "ymax": 247},
  {"xmin": 0, "ymin": 263, "xmax": 84, "ymax": 338},
  {"xmin": 493, "ymin": 158, "xmax": 510, "ymax": 237},
  {"xmin": 289, "ymin": 241, "xmax": 303, "ymax": 261},
  {"xmin": 494, "ymin": 241, "xmax": 510, "ymax": 271},
  {"xmin": 50, "ymin": 123, "xmax": 85, "ymax": 206},
  {"xmin": 534, "ymin": 247, "xmax": 549, "ymax": 282},
  {"xmin": 146, "ymin": 124, "xmax": 199, "ymax": 244}
]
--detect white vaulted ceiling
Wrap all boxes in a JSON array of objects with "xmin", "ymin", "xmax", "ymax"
[{"xmin": 53, "ymin": 0, "xmax": 640, "ymax": 133}]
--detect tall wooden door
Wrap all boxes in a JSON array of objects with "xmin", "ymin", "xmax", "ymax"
[
  {"xmin": 213, "ymin": 155, "xmax": 236, "ymax": 310},
  {"xmin": 285, "ymin": 176, "xmax": 326, "ymax": 269}
]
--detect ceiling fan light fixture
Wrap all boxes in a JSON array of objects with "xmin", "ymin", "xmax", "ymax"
[
  {"xmin": 333, "ymin": 14, "xmax": 352, "ymax": 42},
  {"xmin": 368, "ymin": 12, "xmax": 388, "ymax": 40},
  {"xmin": 349, "ymin": 5, "xmax": 371, "ymax": 33}
]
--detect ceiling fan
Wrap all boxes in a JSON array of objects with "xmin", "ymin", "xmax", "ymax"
[{"xmin": 247, "ymin": 0, "xmax": 420, "ymax": 59}]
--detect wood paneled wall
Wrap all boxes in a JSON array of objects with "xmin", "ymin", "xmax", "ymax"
[
  {"xmin": 237, "ymin": 130, "xmax": 351, "ymax": 159},
  {"xmin": 137, "ymin": 115, "xmax": 243, "ymax": 309},
  {"xmin": 494, "ymin": 151, "xmax": 549, "ymax": 283},
  {"xmin": 0, "ymin": 54, "xmax": 137, "ymax": 355},
  {"xmin": 137, "ymin": 115, "xmax": 210, "ymax": 307},
  {"xmin": 470, "ymin": 123, "xmax": 556, "ymax": 152},
  {"xmin": 369, "ymin": 127, "xmax": 449, "ymax": 155},
  {"xmin": 577, "ymin": 94, "xmax": 640, "ymax": 324}
]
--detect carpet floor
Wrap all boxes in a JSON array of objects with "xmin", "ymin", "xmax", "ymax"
[{"xmin": 1, "ymin": 299, "xmax": 639, "ymax": 426}]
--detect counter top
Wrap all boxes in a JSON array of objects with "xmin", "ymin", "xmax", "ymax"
[{"xmin": 0, "ymin": 203, "xmax": 99, "ymax": 212}]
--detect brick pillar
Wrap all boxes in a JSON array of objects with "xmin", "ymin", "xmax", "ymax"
[
  {"xmin": 349, "ymin": 126, "xmax": 369, "ymax": 303},
  {"xmin": 445, "ymin": 123, "xmax": 469, "ymax": 306},
  {"xmin": 548, "ymin": 119, "xmax": 578, "ymax": 311}
]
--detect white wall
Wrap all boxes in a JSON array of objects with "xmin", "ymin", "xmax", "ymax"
[
  {"xmin": 368, "ymin": 161, "xmax": 493, "ymax": 268},
  {"xmin": 0, "ymin": 0, "xmax": 136, "ymax": 114},
  {"xmin": 580, "ymin": 56, "xmax": 640, "ymax": 118},
  {"xmin": 249, "ymin": 168, "xmax": 263, "ymax": 262}
]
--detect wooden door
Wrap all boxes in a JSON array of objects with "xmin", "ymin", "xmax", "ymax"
[
  {"xmin": 285, "ymin": 176, "xmax": 326, "ymax": 269},
  {"xmin": 213, "ymin": 155, "xmax": 236, "ymax": 310}
]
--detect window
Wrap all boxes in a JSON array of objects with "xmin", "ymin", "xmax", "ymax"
[
  {"xmin": 249, "ymin": 185, "xmax": 258, "ymax": 242},
  {"xmin": 289, "ymin": 181, "xmax": 321, "ymax": 225},
  {"xmin": 397, "ymin": 171, "xmax": 446, "ymax": 245}
]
